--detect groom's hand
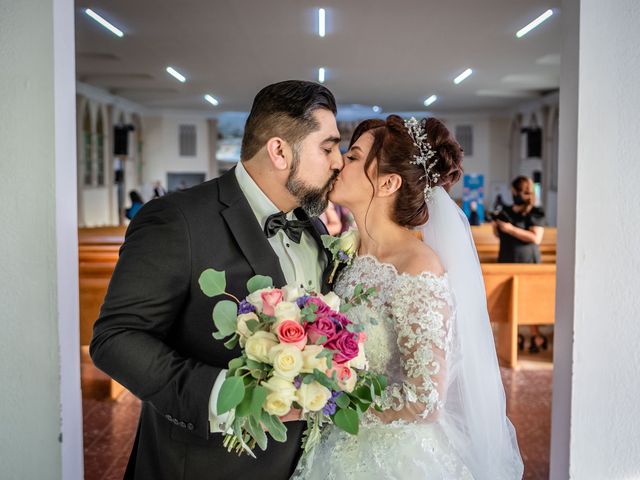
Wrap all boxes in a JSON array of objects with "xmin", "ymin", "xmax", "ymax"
[{"xmin": 279, "ymin": 407, "xmax": 302, "ymax": 423}]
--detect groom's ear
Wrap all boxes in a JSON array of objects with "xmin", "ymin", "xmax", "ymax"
[
  {"xmin": 266, "ymin": 137, "xmax": 291, "ymax": 171},
  {"xmin": 378, "ymin": 174, "xmax": 402, "ymax": 197}
]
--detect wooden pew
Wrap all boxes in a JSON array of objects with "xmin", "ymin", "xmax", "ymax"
[
  {"xmin": 481, "ymin": 263, "xmax": 556, "ymax": 368},
  {"xmin": 472, "ymin": 224, "xmax": 557, "ymax": 263}
]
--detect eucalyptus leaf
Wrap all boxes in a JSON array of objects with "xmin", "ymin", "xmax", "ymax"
[
  {"xmin": 247, "ymin": 275, "xmax": 273, "ymax": 293},
  {"xmin": 261, "ymin": 412, "xmax": 287, "ymax": 443},
  {"xmin": 235, "ymin": 385, "xmax": 255, "ymax": 418},
  {"xmin": 217, "ymin": 376, "xmax": 245, "ymax": 415},
  {"xmin": 212, "ymin": 331, "xmax": 227, "ymax": 340},
  {"xmin": 249, "ymin": 386, "xmax": 268, "ymax": 420},
  {"xmin": 199, "ymin": 268, "xmax": 226, "ymax": 297},
  {"xmin": 335, "ymin": 392, "xmax": 351, "ymax": 410},
  {"xmin": 246, "ymin": 416, "xmax": 268, "ymax": 451},
  {"xmin": 213, "ymin": 300, "xmax": 238, "ymax": 336},
  {"xmin": 223, "ymin": 334, "xmax": 239, "ymax": 350},
  {"xmin": 228, "ymin": 357, "xmax": 245, "ymax": 371},
  {"xmin": 321, "ymin": 234, "xmax": 338, "ymax": 250},
  {"xmin": 246, "ymin": 319, "xmax": 259, "ymax": 333},
  {"xmin": 333, "ymin": 408, "xmax": 359, "ymax": 435}
]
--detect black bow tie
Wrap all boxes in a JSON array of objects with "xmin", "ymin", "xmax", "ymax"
[{"xmin": 264, "ymin": 211, "xmax": 311, "ymax": 244}]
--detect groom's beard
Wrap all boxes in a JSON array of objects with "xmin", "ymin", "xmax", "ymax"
[{"xmin": 286, "ymin": 150, "xmax": 339, "ymax": 218}]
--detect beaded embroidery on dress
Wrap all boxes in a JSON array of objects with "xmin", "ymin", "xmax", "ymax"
[{"xmin": 291, "ymin": 255, "xmax": 474, "ymax": 479}]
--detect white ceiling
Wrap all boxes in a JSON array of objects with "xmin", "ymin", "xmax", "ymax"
[{"xmin": 75, "ymin": 0, "xmax": 562, "ymax": 114}]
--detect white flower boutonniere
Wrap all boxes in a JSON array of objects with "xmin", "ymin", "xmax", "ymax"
[{"xmin": 321, "ymin": 229, "xmax": 360, "ymax": 284}]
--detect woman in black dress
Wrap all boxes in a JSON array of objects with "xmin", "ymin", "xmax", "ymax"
[{"xmin": 492, "ymin": 176, "xmax": 548, "ymax": 353}]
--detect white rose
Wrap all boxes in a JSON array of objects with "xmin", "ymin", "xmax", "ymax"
[
  {"xmin": 262, "ymin": 375, "xmax": 297, "ymax": 416},
  {"xmin": 320, "ymin": 292, "xmax": 341, "ymax": 312},
  {"xmin": 245, "ymin": 331, "xmax": 278, "ymax": 363},
  {"xmin": 272, "ymin": 301, "xmax": 302, "ymax": 331},
  {"xmin": 301, "ymin": 345, "xmax": 328, "ymax": 373},
  {"xmin": 348, "ymin": 342, "xmax": 368, "ymax": 370},
  {"xmin": 246, "ymin": 287, "xmax": 272, "ymax": 311},
  {"xmin": 282, "ymin": 285, "xmax": 305, "ymax": 302},
  {"xmin": 296, "ymin": 381, "xmax": 332, "ymax": 412},
  {"xmin": 236, "ymin": 312, "xmax": 258, "ymax": 338},
  {"xmin": 337, "ymin": 229, "xmax": 359, "ymax": 255},
  {"xmin": 269, "ymin": 344, "xmax": 304, "ymax": 379}
]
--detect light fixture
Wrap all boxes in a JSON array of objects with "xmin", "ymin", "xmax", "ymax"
[
  {"xmin": 454, "ymin": 68, "xmax": 473, "ymax": 85},
  {"xmin": 204, "ymin": 94, "xmax": 219, "ymax": 106},
  {"xmin": 166, "ymin": 66, "xmax": 186, "ymax": 83},
  {"xmin": 424, "ymin": 95, "xmax": 437, "ymax": 107},
  {"xmin": 372, "ymin": 105, "xmax": 381, "ymax": 113},
  {"xmin": 318, "ymin": 67, "xmax": 325, "ymax": 83},
  {"xmin": 84, "ymin": 8, "xmax": 123, "ymax": 37},
  {"xmin": 318, "ymin": 8, "xmax": 326, "ymax": 37},
  {"xmin": 516, "ymin": 9, "xmax": 554, "ymax": 38}
]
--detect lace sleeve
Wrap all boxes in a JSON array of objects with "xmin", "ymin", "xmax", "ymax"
[{"xmin": 373, "ymin": 272, "xmax": 454, "ymax": 424}]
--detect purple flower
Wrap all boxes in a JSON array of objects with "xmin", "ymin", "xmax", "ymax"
[
  {"xmin": 322, "ymin": 398, "xmax": 337, "ymax": 416},
  {"xmin": 338, "ymin": 250, "xmax": 350, "ymax": 262},
  {"xmin": 238, "ymin": 300, "xmax": 256, "ymax": 314},
  {"xmin": 296, "ymin": 295, "xmax": 310, "ymax": 308},
  {"xmin": 293, "ymin": 375, "xmax": 303, "ymax": 388}
]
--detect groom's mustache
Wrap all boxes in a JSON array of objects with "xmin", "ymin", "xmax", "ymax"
[{"xmin": 324, "ymin": 170, "xmax": 340, "ymax": 194}]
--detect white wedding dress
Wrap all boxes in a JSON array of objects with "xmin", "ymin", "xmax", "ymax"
[{"xmin": 292, "ymin": 254, "xmax": 474, "ymax": 479}]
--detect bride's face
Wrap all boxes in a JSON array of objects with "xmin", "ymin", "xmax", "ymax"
[{"xmin": 329, "ymin": 132, "xmax": 376, "ymax": 209}]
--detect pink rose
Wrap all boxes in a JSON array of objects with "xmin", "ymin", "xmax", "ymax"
[
  {"xmin": 261, "ymin": 289, "xmax": 283, "ymax": 317},
  {"xmin": 326, "ymin": 361, "xmax": 357, "ymax": 392},
  {"xmin": 306, "ymin": 315, "xmax": 338, "ymax": 345},
  {"xmin": 276, "ymin": 320, "xmax": 308, "ymax": 350},
  {"xmin": 306, "ymin": 297, "xmax": 331, "ymax": 315},
  {"xmin": 327, "ymin": 330, "xmax": 359, "ymax": 364},
  {"xmin": 358, "ymin": 331, "xmax": 367, "ymax": 343}
]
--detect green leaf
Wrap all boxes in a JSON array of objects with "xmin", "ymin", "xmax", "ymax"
[
  {"xmin": 333, "ymin": 408, "xmax": 359, "ymax": 435},
  {"xmin": 213, "ymin": 300, "xmax": 238, "ymax": 336},
  {"xmin": 246, "ymin": 359, "xmax": 265, "ymax": 371},
  {"xmin": 335, "ymin": 392, "xmax": 350, "ymax": 410},
  {"xmin": 321, "ymin": 234, "xmax": 339, "ymax": 250},
  {"xmin": 313, "ymin": 335, "xmax": 327, "ymax": 345},
  {"xmin": 212, "ymin": 331, "xmax": 227, "ymax": 340},
  {"xmin": 199, "ymin": 268, "xmax": 226, "ymax": 297},
  {"xmin": 353, "ymin": 385, "xmax": 373, "ymax": 403},
  {"xmin": 217, "ymin": 376, "xmax": 245, "ymax": 414},
  {"xmin": 228, "ymin": 357, "xmax": 245, "ymax": 371},
  {"xmin": 250, "ymin": 386, "xmax": 268, "ymax": 420},
  {"xmin": 223, "ymin": 334, "xmax": 239, "ymax": 350},
  {"xmin": 261, "ymin": 412, "xmax": 288, "ymax": 443},
  {"xmin": 312, "ymin": 369, "xmax": 339, "ymax": 390},
  {"xmin": 353, "ymin": 284, "xmax": 363, "ymax": 297},
  {"xmin": 247, "ymin": 275, "xmax": 273, "ymax": 293},
  {"xmin": 246, "ymin": 415, "xmax": 268, "ymax": 451},
  {"xmin": 340, "ymin": 303, "xmax": 353, "ymax": 313},
  {"xmin": 246, "ymin": 319, "xmax": 259, "ymax": 333},
  {"xmin": 235, "ymin": 385, "xmax": 255, "ymax": 418},
  {"xmin": 377, "ymin": 374, "xmax": 388, "ymax": 391}
]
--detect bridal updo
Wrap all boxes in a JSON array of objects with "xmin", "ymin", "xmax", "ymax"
[{"xmin": 349, "ymin": 114, "xmax": 463, "ymax": 227}]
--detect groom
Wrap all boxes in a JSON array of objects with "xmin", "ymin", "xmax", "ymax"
[{"xmin": 90, "ymin": 80, "xmax": 343, "ymax": 479}]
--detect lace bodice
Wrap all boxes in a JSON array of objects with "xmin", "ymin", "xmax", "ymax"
[{"xmin": 335, "ymin": 255, "xmax": 454, "ymax": 424}]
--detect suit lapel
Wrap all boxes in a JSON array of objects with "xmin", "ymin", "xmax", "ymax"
[{"xmin": 219, "ymin": 168, "xmax": 286, "ymax": 288}]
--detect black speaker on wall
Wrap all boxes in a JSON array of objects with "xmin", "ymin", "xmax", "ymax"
[
  {"xmin": 521, "ymin": 127, "xmax": 542, "ymax": 158},
  {"xmin": 113, "ymin": 124, "xmax": 135, "ymax": 156}
]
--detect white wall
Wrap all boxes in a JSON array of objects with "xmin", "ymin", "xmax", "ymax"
[
  {"xmin": 567, "ymin": 0, "xmax": 640, "ymax": 477},
  {"xmin": 142, "ymin": 114, "xmax": 212, "ymax": 190},
  {"xmin": 0, "ymin": 0, "xmax": 82, "ymax": 478}
]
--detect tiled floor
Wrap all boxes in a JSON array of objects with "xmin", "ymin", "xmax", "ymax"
[{"xmin": 83, "ymin": 348, "xmax": 553, "ymax": 480}]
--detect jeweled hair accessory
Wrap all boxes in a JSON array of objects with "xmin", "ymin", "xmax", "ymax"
[{"xmin": 404, "ymin": 117, "xmax": 439, "ymax": 203}]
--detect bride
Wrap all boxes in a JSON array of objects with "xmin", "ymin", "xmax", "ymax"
[{"xmin": 292, "ymin": 115, "xmax": 523, "ymax": 479}]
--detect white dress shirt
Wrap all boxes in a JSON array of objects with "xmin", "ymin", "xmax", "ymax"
[{"xmin": 208, "ymin": 161, "xmax": 326, "ymax": 432}]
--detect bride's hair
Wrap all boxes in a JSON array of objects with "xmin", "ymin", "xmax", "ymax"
[{"xmin": 349, "ymin": 114, "xmax": 463, "ymax": 227}]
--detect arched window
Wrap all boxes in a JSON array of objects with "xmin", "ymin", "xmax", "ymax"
[{"xmin": 96, "ymin": 112, "xmax": 105, "ymax": 186}]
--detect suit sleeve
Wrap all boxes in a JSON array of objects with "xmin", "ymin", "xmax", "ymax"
[{"xmin": 90, "ymin": 198, "xmax": 219, "ymax": 440}]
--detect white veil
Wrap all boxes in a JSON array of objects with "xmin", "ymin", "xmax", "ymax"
[{"xmin": 421, "ymin": 186, "xmax": 524, "ymax": 480}]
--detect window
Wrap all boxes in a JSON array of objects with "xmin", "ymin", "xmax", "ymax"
[{"xmin": 179, "ymin": 124, "xmax": 197, "ymax": 157}]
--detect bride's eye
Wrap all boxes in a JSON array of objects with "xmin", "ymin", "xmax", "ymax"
[
  {"xmin": 323, "ymin": 148, "xmax": 332, "ymax": 154},
  {"xmin": 346, "ymin": 155, "xmax": 356, "ymax": 162}
]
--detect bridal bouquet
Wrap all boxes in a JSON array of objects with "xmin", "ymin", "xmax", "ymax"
[{"xmin": 198, "ymin": 269, "xmax": 386, "ymax": 457}]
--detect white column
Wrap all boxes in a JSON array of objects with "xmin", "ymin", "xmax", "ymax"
[
  {"xmin": 552, "ymin": 0, "xmax": 640, "ymax": 478},
  {"xmin": 0, "ymin": 0, "xmax": 83, "ymax": 478}
]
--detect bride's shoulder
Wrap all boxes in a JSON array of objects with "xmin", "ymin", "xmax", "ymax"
[{"xmin": 395, "ymin": 237, "xmax": 445, "ymax": 278}]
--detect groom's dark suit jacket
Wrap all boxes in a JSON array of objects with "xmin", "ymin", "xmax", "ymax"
[{"xmin": 90, "ymin": 167, "xmax": 330, "ymax": 480}]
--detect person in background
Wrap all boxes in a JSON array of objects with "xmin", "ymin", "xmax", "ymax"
[
  {"xmin": 468, "ymin": 200, "xmax": 481, "ymax": 226},
  {"xmin": 492, "ymin": 176, "xmax": 548, "ymax": 353},
  {"xmin": 125, "ymin": 190, "xmax": 144, "ymax": 220},
  {"xmin": 153, "ymin": 181, "xmax": 167, "ymax": 198},
  {"xmin": 319, "ymin": 201, "xmax": 342, "ymax": 235}
]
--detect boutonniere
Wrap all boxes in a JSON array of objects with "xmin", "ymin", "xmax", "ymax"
[{"xmin": 321, "ymin": 229, "xmax": 360, "ymax": 284}]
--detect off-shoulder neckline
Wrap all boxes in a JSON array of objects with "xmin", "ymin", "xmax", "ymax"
[{"xmin": 354, "ymin": 254, "xmax": 449, "ymax": 281}]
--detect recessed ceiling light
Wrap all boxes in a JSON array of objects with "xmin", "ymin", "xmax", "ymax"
[
  {"xmin": 424, "ymin": 95, "xmax": 437, "ymax": 107},
  {"xmin": 166, "ymin": 66, "xmax": 186, "ymax": 83},
  {"xmin": 318, "ymin": 8, "xmax": 326, "ymax": 37},
  {"xmin": 372, "ymin": 105, "xmax": 381, "ymax": 113},
  {"xmin": 454, "ymin": 68, "xmax": 473, "ymax": 85},
  {"xmin": 318, "ymin": 67, "xmax": 325, "ymax": 83},
  {"xmin": 84, "ymin": 8, "xmax": 123, "ymax": 37},
  {"xmin": 516, "ymin": 9, "xmax": 554, "ymax": 38},
  {"xmin": 204, "ymin": 94, "xmax": 219, "ymax": 106}
]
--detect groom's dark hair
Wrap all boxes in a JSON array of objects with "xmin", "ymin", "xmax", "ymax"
[{"xmin": 241, "ymin": 80, "xmax": 337, "ymax": 161}]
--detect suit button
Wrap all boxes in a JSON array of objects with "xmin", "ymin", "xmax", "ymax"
[
  {"xmin": 165, "ymin": 414, "xmax": 172, "ymax": 421},
  {"xmin": 172, "ymin": 418, "xmax": 179, "ymax": 425},
  {"xmin": 187, "ymin": 423, "xmax": 194, "ymax": 431},
  {"xmin": 179, "ymin": 421, "xmax": 186, "ymax": 428}
]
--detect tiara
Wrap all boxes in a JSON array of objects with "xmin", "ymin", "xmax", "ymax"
[{"xmin": 404, "ymin": 117, "xmax": 439, "ymax": 203}]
